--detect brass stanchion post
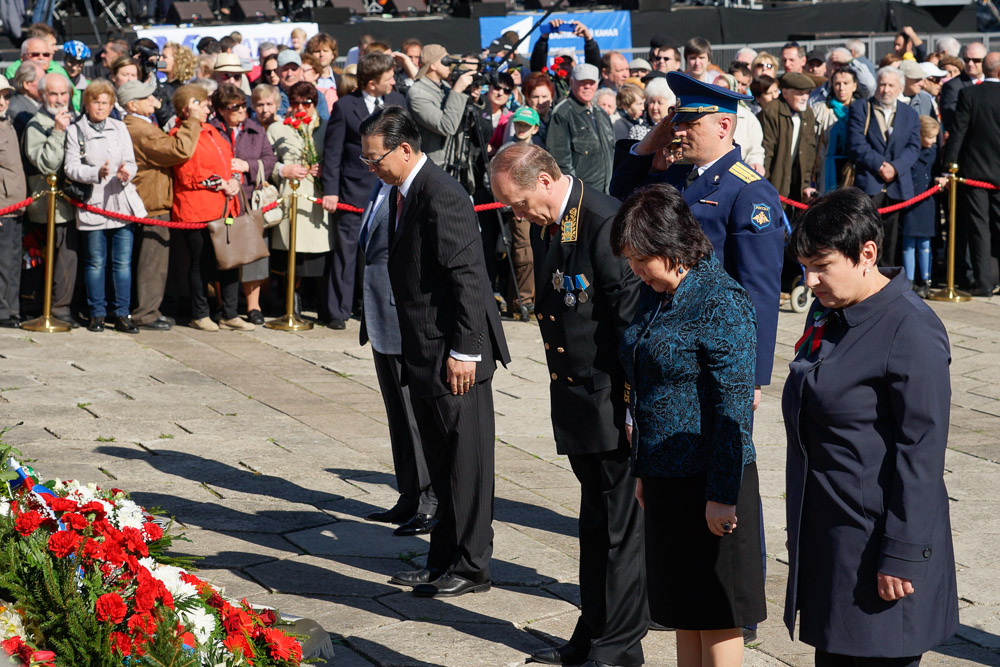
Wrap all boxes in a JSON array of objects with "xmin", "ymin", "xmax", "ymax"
[
  {"xmin": 266, "ymin": 179, "xmax": 313, "ymax": 330},
  {"xmin": 22, "ymin": 175, "xmax": 71, "ymax": 332},
  {"xmin": 930, "ymin": 164, "xmax": 971, "ymax": 302}
]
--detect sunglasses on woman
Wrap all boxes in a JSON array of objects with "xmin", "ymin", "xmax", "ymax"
[{"xmin": 224, "ymin": 102, "xmax": 246, "ymax": 112}]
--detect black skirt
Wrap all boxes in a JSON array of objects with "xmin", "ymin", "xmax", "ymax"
[{"xmin": 642, "ymin": 463, "xmax": 766, "ymax": 630}]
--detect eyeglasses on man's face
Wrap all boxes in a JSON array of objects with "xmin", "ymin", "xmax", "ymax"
[{"xmin": 359, "ymin": 145, "xmax": 397, "ymax": 167}]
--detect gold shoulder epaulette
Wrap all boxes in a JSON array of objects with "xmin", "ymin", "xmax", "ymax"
[{"xmin": 729, "ymin": 162, "xmax": 761, "ymax": 183}]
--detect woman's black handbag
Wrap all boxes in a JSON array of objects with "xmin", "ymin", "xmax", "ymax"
[{"xmin": 63, "ymin": 123, "xmax": 94, "ymax": 202}]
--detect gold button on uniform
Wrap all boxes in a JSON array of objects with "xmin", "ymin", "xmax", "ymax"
[
  {"xmin": 551, "ymin": 372, "xmax": 558, "ymax": 380},
  {"xmin": 567, "ymin": 377, "xmax": 574, "ymax": 383},
  {"xmin": 544, "ymin": 343, "xmax": 551, "ymax": 350},
  {"xmin": 549, "ymin": 315, "xmax": 555, "ymax": 321},
  {"xmin": 537, "ymin": 313, "xmax": 543, "ymax": 321},
  {"xmin": 557, "ymin": 347, "xmax": 565, "ymax": 353}
]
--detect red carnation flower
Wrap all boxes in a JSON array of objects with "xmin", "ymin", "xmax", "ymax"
[
  {"xmin": 14, "ymin": 510, "xmax": 43, "ymax": 536},
  {"xmin": 557, "ymin": 69, "xmax": 567, "ymax": 77},
  {"xmin": 554, "ymin": 56, "xmax": 564, "ymax": 65},
  {"xmin": 48, "ymin": 530, "xmax": 81, "ymax": 558},
  {"xmin": 110, "ymin": 631, "xmax": 132, "ymax": 657},
  {"xmin": 122, "ymin": 527, "xmax": 149, "ymax": 556},
  {"xmin": 46, "ymin": 496, "xmax": 78, "ymax": 513},
  {"xmin": 291, "ymin": 120, "xmax": 301, "ymax": 129},
  {"xmin": 78, "ymin": 501, "xmax": 107, "ymax": 520},
  {"xmin": 142, "ymin": 521, "xmax": 163, "ymax": 542},
  {"xmin": 95, "ymin": 593, "xmax": 128, "ymax": 625},
  {"xmin": 60, "ymin": 512, "xmax": 88, "ymax": 531}
]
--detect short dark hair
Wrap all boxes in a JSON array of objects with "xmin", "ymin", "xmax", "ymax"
[
  {"xmin": 728, "ymin": 61, "xmax": 750, "ymax": 78},
  {"xmin": 750, "ymin": 75, "xmax": 776, "ymax": 98},
  {"xmin": 197, "ymin": 36, "xmax": 221, "ymax": 55},
  {"xmin": 684, "ymin": 37, "xmax": 712, "ymax": 63},
  {"xmin": 610, "ymin": 184, "xmax": 714, "ymax": 268},
  {"xmin": 781, "ymin": 42, "xmax": 805, "ymax": 59},
  {"xmin": 359, "ymin": 105, "xmax": 422, "ymax": 153},
  {"xmin": 357, "ymin": 52, "xmax": 395, "ymax": 89},
  {"xmin": 219, "ymin": 36, "xmax": 237, "ymax": 53},
  {"xmin": 789, "ymin": 188, "xmax": 883, "ymax": 265},
  {"xmin": 287, "ymin": 81, "xmax": 319, "ymax": 105},
  {"xmin": 211, "ymin": 82, "xmax": 246, "ymax": 110}
]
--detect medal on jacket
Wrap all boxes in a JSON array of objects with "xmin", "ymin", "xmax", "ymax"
[
  {"xmin": 552, "ymin": 269, "xmax": 565, "ymax": 291},
  {"xmin": 574, "ymin": 274, "xmax": 590, "ymax": 303},
  {"xmin": 564, "ymin": 292, "xmax": 577, "ymax": 307},
  {"xmin": 794, "ymin": 309, "xmax": 830, "ymax": 357}
]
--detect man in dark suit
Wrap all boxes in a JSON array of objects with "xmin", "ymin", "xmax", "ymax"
[
  {"xmin": 491, "ymin": 143, "xmax": 647, "ymax": 667},
  {"xmin": 943, "ymin": 51, "xmax": 1000, "ymax": 296},
  {"xmin": 939, "ymin": 41, "xmax": 986, "ymax": 134},
  {"xmin": 360, "ymin": 106, "xmax": 511, "ymax": 598},
  {"xmin": 847, "ymin": 66, "xmax": 921, "ymax": 267},
  {"xmin": 357, "ymin": 179, "xmax": 437, "ymax": 535},
  {"xmin": 321, "ymin": 52, "xmax": 405, "ymax": 330}
]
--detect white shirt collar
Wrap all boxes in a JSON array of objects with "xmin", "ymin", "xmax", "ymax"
[
  {"xmin": 697, "ymin": 153, "xmax": 725, "ymax": 176},
  {"xmin": 553, "ymin": 175, "xmax": 574, "ymax": 225},
  {"xmin": 126, "ymin": 112, "xmax": 153, "ymax": 124},
  {"xmin": 362, "ymin": 90, "xmax": 382, "ymax": 113},
  {"xmin": 399, "ymin": 153, "xmax": 428, "ymax": 198}
]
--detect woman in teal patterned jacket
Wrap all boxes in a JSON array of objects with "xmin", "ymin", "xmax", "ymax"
[{"xmin": 612, "ymin": 184, "xmax": 766, "ymax": 667}]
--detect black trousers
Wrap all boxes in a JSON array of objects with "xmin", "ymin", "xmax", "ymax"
[
  {"xmin": 567, "ymin": 448, "xmax": 647, "ymax": 666},
  {"xmin": 181, "ymin": 228, "xmax": 239, "ymax": 320},
  {"xmin": 372, "ymin": 349, "xmax": 436, "ymax": 515},
  {"xmin": 413, "ymin": 378, "xmax": 495, "ymax": 583},
  {"xmin": 0, "ymin": 215, "xmax": 21, "ymax": 319},
  {"xmin": 955, "ymin": 186, "xmax": 1000, "ymax": 292},
  {"xmin": 326, "ymin": 211, "xmax": 362, "ymax": 320},
  {"xmin": 816, "ymin": 650, "xmax": 921, "ymax": 667},
  {"xmin": 872, "ymin": 193, "xmax": 901, "ymax": 268}
]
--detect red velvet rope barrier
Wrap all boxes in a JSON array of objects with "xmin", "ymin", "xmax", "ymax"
[
  {"xmin": 963, "ymin": 179, "xmax": 999, "ymax": 191},
  {"xmin": 781, "ymin": 185, "xmax": 944, "ymax": 215},
  {"xmin": 0, "ymin": 197, "xmax": 36, "ymax": 217},
  {"xmin": 62, "ymin": 196, "xmax": 282, "ymax": 230}
]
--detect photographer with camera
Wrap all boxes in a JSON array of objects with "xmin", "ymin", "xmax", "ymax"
[
  {"xmin": 406, "ymin": 45, "xmax": 477, "ymax": 167},
  {"xmin": 130, "ymin": 38, "xmax": 175, "ymax": 127},
  {"xmin": 530, "ymin": 19, "xmax": 602, "ymax": 97}
]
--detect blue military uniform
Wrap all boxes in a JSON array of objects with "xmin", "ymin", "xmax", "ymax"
[{"xmin": 609, "ymin": 73, "xmax": 784, "ymax": 386}]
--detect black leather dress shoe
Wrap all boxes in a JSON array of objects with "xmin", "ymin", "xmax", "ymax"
[
  {"xmin": 412, "ymin": 572, "xmax": 490, "ymax": 598},
  {"xmin": 389, "ymin": 568, "xmax": 441, "ymax": 586},
  {"xmin": 969, "ymin": 287, "xmax": 994, "ymax": 297},
  {"xmin": 139, "ymin": 317, "xmax": 172, "ymax": 331},
  {"xmin": 327, "ymin": 317, "xmax": 346, "ymax": 330},
  {"xmin": 0, "ymin": 317, "xmax": 20, "ymax": 328},
  {"xmin": 394, "ymin": 513, "xmax": 438, "ymax": 537},
  {"xmin": 527, "ymin": 643, "xmax": 589, "ymax": 665},
  {"xmin": 88, "ymin": 316, "xmax": 105, "ymax": 332},
  {"xmin": 114, "ymin": 316, "xmax": 139, "ymax": 334},
  {"xmin": 247, "ymin": 309, "xmax": 265, "ymax": 325},
  {"xmin": 366, "ymin": 504, "xmax": 417, "ymax": 524}
]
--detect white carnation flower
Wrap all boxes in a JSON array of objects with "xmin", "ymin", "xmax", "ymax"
[
  {"xmin": 0, "ymin": 603, "xmax": 26, "ymax": 642},
  {"xmin": 179, "ymin": 605, "xmax": 217, "ymax": 645},
  {"xmin": 112, "ymin": 499, "xmax": 145, "ymax": 530}
]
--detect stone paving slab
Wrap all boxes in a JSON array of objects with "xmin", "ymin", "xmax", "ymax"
[{"xmin": 2, "ymin": 298, "xmax": 1000, "ymax": 665}]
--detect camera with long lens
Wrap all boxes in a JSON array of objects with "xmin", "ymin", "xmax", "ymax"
[
  {"xmin": 444, "ymin": 55, "xmax": 510, "ymax": 90},
  {"xmin": 130, "ymin": 41, "xmax": 161, "ymax": 82}
]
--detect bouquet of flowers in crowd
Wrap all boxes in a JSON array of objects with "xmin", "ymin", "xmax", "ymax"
[
  {"xmin": 542, "ymin": 56, "xmax": 571, "ymax": 81},
  {"xmin": 282, "ymin": 111, "xmax": 319, "ymax": 166},
  {"xmin": 0, "ymin": 437, "xmax": 306, "ymax": 667}
]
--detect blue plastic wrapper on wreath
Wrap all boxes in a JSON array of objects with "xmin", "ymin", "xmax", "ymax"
[{"xmin": 479, "ymin": 11, "xmax": 633, "ymax": 66}]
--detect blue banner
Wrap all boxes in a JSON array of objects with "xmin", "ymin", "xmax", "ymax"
[{"xmin": 479, "ymin": 11, "xmax": 633, "ymax": 65}]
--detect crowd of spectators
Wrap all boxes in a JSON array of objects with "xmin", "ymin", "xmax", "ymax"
[{"xmin": 0, "ymin": 21, "xmax": 997, "ymax": 333}]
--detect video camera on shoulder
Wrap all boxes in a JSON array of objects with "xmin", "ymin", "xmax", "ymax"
[
  {"xmin": 444, "ymin": 55, "xmax": 513, "ymax": 90},
  {"xmin": 130, "ymin": 38, "xmax": 162, "ymax": 82}
]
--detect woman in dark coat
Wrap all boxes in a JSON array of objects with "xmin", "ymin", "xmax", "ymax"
[
  {"xmin": 783, "ymin": 187, "xmax": 958, "ymax": 667},
  {"xmin": 613, "ymin": 184, "xmax": 766, "ymax": 667},
  {"xmin": 210, "ymin": 82, "xmax": 278, "ymax": 325}
]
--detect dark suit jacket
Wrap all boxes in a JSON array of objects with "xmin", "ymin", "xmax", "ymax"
[
  {"xmin": 387, "ymin": 158, "xmax": 510, "ymax": 397},
  {"xmin": 531, "ymin": 177, "xmax": 640, "ymax": 455},
  {"xmin": 610, "ymin": 146, "xmax": 784, "ymax": 386},
  {"xmin": 939, "ymin": 71, "xmax": 974, "ymax": 133},
  {"xmin": 781, "ymin": 269, "xmax": 958, "ymax": 656},
  {"xmin": 321, "ymin": 90, "xmax": 406, "ymax": 208},
  {"xmin": 359, "ymin": 182, "xmax": 402, "ymax": 356},
  {"xmin": 942, "ymin": 81, "xmax": 1000, "ymax": 182},
  {"xmin": 847, "ymin": 98, "xmax": 921, "ymax": 201}
]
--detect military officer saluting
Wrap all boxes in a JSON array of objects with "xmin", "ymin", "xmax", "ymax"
[
  {"xmin": 491, "ymin": 143, "xmax": 646, "ymax": 667},
  {"xmin": 610, "ymin": 71, "xmax": 784, "ymax": 403}
]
